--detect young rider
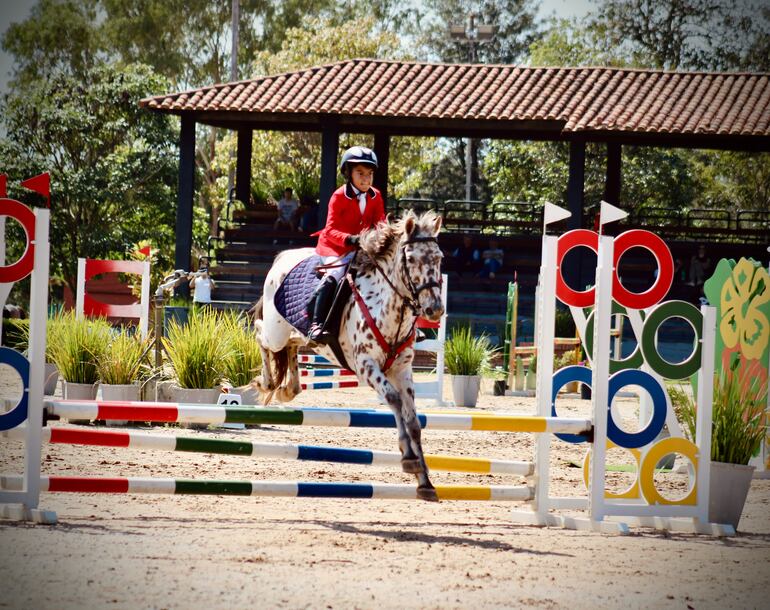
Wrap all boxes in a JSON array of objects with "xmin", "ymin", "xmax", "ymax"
[{"xmin": 308, "ymin": 145, "xmax": 386, "ymax": 341}]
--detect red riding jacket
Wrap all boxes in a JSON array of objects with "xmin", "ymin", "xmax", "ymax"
[{"xmin": 313, "ymin": 184, "xmax": 386, "ymax": 257}]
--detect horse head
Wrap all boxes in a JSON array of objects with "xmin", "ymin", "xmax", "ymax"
[{"xmin": 399, "ymin": 211, "xmax": 445, "ymax": 322}]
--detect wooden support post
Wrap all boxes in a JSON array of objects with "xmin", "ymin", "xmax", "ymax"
[
  {"xmin": 319, "ymin": 122, "xmax": 340, "ymax": 226},
  {"xmin": 373, "ymin": 133, "xmax": 390, "ymax": 205},
  {"xmin": 175, "ymin": 116, "xmax": 196, "ymax": 298},
  {"xmin": 235, "ymin": 128, "xmax": 253, "ymax": 207}
]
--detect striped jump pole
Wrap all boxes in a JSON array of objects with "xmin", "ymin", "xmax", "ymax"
[
  {"xmin": 0, "ymin": 474, "xmax": 534, "ymax": 502},
  {"xmin": 299, "ymin": 368, "xmax": 356, "ymax": 378},
  {"xmin": 44, "ymin": 400, "xmax": 594, "ymax": 435},
  {"xmin": 4, "ymin": 426, "xmax": 533, "ymax": 476},
  {"xmin": 297, "ymin": 354, "xmax": 333, "ymax": 365},
  {"xmin": 301, "ymin": 380, "xmax": 360, "ymax": 390},
  {"xmin": 297, "ymin": 358, "xmax": 358, "ymax": 390}
]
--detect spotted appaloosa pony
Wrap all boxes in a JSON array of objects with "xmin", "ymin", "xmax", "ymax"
[{"xmin": 251, "ymin": 211, "xmax": 444, "ymax": 501}]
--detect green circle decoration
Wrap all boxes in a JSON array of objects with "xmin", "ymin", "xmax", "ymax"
[
  {"xmin": 585, "ymin": 301, "xmax": 644, "ymax": 373},
  {"xmin": 640, "ymin": 300, "xmax": 702, "ymax": 380}
]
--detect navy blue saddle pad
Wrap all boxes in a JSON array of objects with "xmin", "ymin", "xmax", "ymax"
[{"xmin": 274, "ymin": 254, "xmax": 324, "ymax": 336}]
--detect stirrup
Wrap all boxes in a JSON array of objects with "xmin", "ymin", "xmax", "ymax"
[{"xmin": 308, "ymin": 322, "xmax": 328, "ymax": 343}]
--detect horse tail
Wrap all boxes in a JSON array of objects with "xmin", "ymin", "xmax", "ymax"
[
  {"xmin": 249, "ymin": 296, "xmax": 264, "ymax": 324},
  {"xmin": 272, "ymin": 347, "xmax": 290, "ymax": 396}
]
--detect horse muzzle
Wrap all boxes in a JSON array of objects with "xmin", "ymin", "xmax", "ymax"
[{"xmin": 421, "ymin": 299, "xmax": 444, "ymax": 322}]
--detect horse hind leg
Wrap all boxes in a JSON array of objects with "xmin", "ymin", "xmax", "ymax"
[{"xmin": 275, "ymin": 344, "xmax": 301, "ymax": 402}]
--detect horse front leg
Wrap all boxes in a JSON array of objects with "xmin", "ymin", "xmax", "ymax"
[
  {"xmin": 356, "ymin": 355, "xmax": 437, "ymax": 502},
  {"xmin": 389, "ymin": 361, "xmax": 437, "ymax": 502}
]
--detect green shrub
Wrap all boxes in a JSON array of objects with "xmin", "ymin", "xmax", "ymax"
[
  {"xmin": 220, "ymin": 311, "xmax": 262, "ymax": 387},
  {"xmin": 97, "ymin": 329, "xmax": 151, "ymax": 385},
  {"xmin": 47, "ymin": 312, "xmax": 112, "ymax": 384},
  {"xmin": 444, "ymin": 326, "xmax": 496, "ymax": 376},
  {"xmin": 162, "ymin": 307, "xmax": 232, "ymax": 389},
  {"xmin": 671, "ymin": 367, "xmax": 767, "ymax": 465}
]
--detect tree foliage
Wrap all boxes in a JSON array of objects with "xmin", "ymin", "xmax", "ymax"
[
  {"xmin": 0, "ymin": 62, "xmax": 180, "ymax": 294},
  {"xmin": 416, "ymin": 0, "xmax": 538, "ymax": 64},
  {"xmin": 588, "ymin": 0, "xmax": 770, "ymax": 71}
]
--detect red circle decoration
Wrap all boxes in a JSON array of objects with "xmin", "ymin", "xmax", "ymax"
[
  {"xmin": 612, "ymin": 230, "xmax": 674, "ymax": 310},
  {"xmin": 555, "ymin": 229, "xmax": 598, "ymax": 307},
  {"xmin": 0, "ymin": 198, "xmax": 35, "ymax": 283}
]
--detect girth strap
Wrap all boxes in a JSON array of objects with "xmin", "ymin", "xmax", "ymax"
[{"xmin": 346, "ymin": 273, "xmax": 416, "ymax": 372}]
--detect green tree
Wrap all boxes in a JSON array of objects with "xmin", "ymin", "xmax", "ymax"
[
  {"xmin": 416, "ymin": 0, "xmax": 538, "ymax": 64},
  {"xmin": 588, "ymin": 0, "xmax": 770, "ymax": 70},
  {"xmin": 2, "ymin": 0, "xmax": 103, "ymax": 88},
  {"xmin": 211, "ymin": 16, "xmax": 421, "ymax": 211},
  {"xmin": 0, "ymin": 62, "xmax": 181, "ymax": 295}
]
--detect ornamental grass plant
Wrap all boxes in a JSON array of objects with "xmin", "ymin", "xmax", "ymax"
[
  {"xmin": 47, "ymin": 311, "xmax": 112, "ymax": 384},
  {"xmin": 96, "ymin": 328, "xmax": 151, "ymax": 385},
  {"xmin": 444, "ymin": 325, "xmax": 496, "ymax": 376},
  {"xmin": 162, "ymin": 306, "xmax": 232, "ymax": 389},
  {"xmin": 671, "ymin": 365, "xmax": 767, "ymax": 465},
  {"xmin": 220, "ymin": 311, "xmax": 262, "ymax": 388}
]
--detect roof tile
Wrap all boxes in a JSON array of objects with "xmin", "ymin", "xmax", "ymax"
[{"xmin": 140, "ymin": 59, "xmax": 770, "ymax": 139}]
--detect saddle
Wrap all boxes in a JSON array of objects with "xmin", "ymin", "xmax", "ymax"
[{"xmin": 273, "ymin": 254, "xmax": 353, "ymax": 370}]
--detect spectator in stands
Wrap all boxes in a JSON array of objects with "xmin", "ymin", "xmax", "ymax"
[
  {"xmin": 274, "ymin": 187, "xmax": 299, "ymax": 231},
  {"xmin": 478, "ymin": 238, "xmax": 505, "ymax": 279},
  {"xmin": 451, "ymin": 235, "xmax": 480, "ymax": 276},
  {"xmin": 298, "ymin": 196, "xmax": 319, "ymax": 234},
  {"xmin": 688, "ymin": 244, "xmax": 712, "ymax": 288}
]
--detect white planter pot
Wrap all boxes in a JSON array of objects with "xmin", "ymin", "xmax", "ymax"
[
  {"xmin": 44, "ymin": 362, "xmax": 59, "ymax": 396},
  {"xmin": 63, "ymin": 381, "xmax": 98, "ymax": 424},
  {"xmin": 171, "ymin": 386, "xmax": 223, "ymax": 429},
  {"xmin": 450, "ymin": 375, "xmax": 481, "ymax": 408},
  {"xmin": 100, "ymin": 383, "xmax": 141, "ymax": 426},
  {"xmin": 709, "ymin": 461, "xmax": 755, "ymax": 531}
]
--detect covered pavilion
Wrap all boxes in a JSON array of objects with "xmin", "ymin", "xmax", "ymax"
[{"xmin": 140, "ymin": 58, "xmax": 770, "ymax": 274}]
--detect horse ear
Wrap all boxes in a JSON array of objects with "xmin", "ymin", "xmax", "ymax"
[
  {"xmin": 404, "ymin": 215, "xmax": 416, "ymax": 236},
  {"xmin": 385, "ymin": 212, "xmax": 395, "ymax": 224},
  {"xmin": 432, "ymin": 214, "xmax": 443, "ymax": 235}
]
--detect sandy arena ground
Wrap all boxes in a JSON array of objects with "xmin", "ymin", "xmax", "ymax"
[{"xmin": 0, "ymin": 366, "xmax": 769, "ymax": 610}]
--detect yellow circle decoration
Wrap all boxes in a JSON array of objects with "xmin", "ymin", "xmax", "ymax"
[
  {"xmin": 583, "ymin": 442, "xmax": 641, "ymax": 500},
  {"xmin": 639, "ymin": 437, "xmax": 698, "ymax": 505}
]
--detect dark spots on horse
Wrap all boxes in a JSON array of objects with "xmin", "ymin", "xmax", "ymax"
[
  {"xmin": 359, "ymin": 366, "xmax": 365, "ymax": 374},
  {"xmin": 376, "ymin": 376, "xmax": 381, "ymax": 383},
  {"xmin": 407, "ymin": 387, "xmax": 414, "ymax": 398}
]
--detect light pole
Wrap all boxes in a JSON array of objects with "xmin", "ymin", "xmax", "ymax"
[{"xmin": 449, "ymin": 14, "xmax": 494, "ymax": 201}]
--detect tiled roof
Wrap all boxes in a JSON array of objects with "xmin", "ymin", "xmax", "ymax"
[{"xmin": 140, "ymin": 59, "xmax": 770, "ymax": 138}]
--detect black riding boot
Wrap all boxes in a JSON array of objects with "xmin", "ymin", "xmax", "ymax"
[{"xmin": 308, "ymin": 276, "xmax": 337, "ymax": 343}]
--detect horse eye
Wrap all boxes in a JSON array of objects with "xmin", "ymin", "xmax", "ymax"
[{"xmin": 408, "ymin": 256, "xmax": 415, "ymax": 264}]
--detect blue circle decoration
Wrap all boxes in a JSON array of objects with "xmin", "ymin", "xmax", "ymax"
[
  {"xmin": 607, "ymin": 369, "xmax": 667, "ymax": 449},
  {"xmin": 551, "ymin": 365, "xmax": 593, "ymax": 443},
  {"xmin": 0, "ymin": 346, "xmax": 29, "ymax": 431}
]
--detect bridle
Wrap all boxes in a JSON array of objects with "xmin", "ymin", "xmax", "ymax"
[
  {"xmin": 347, "ymin": 232, "xmax": 442, "ymax": 372},
  {"xmin": 359, "ymin": 234, "xmax": 442, "ymax": 315},
  {"xmin": 400, "ymin": 235, "xmax": 443, "ymax": 309}
]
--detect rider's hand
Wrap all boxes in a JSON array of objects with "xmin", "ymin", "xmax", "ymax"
[{"xmin": 345, "ymin": 234, "xmax": 360, "ymax": 248}]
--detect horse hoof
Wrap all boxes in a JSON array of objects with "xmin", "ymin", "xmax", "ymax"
[
  {"xmin": 417, "ymin": 486, "xmax": 439, "ymax": 502},
  {"xmin": 401, "ymin": 458, "xmax": 423, "ymax": 474}
]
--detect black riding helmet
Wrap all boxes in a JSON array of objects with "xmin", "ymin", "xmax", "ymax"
[{"xmin": 339, "ymin": 146, "xmax": 378, "ymax": 179}]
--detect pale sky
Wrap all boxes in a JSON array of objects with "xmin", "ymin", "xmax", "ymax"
[{"xmin": 0, "ymin": 0, "xmax": 595, "ymax": 97}]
